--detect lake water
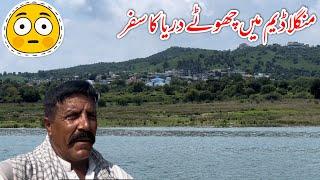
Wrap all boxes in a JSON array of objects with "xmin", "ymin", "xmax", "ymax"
[{"xmin": 1, "ymin": 127, "xmax": 320, "ymax": 179}]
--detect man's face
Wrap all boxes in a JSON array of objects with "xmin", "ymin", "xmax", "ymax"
[{"xmin": 45, "ymin": 94, "xmax": 97, "ymax": 163}]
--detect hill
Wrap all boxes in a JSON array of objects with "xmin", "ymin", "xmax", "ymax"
[{"xmin": 7, "ymin": 44, "xmax": 320, "ymax": 80}]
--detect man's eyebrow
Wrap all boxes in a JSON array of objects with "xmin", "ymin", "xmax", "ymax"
[
  {"xmin": 65, "ymin": 108, "xmax": 80, "ymax": 113},
  {"xmin": 40, "ymin": 12, "xmax": 50, "ymax": 17},
  {"xmin": 16, "ymin": 12, "xmax": 27, "ymax": 17}
]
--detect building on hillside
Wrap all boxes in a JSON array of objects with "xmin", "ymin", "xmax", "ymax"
[
  {"xmin": 254, "ymin": 73, "xmax": 270, "ymax": 79},
  {"xmin": 287, "ymin": 42, "xmax": 305, "ymax": 48},
  {"xmin": 146, "ymin": 76, "xmax": 171, "ymax": 87}
]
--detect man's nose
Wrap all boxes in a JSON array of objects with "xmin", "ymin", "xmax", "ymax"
[{"xmin": 78, "ymin": 113, "xmax": 90, "ymax": 130}]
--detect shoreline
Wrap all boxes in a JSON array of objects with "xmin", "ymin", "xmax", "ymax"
[
  {"xmin": 2, "ymin": 124, "xmax": 320, "ymax": 129},
  {"xmin": 1, "ymin": 126, "xmax": 320, "ymax": 138}
]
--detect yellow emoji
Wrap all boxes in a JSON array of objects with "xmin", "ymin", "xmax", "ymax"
[{"xmin": 3, "ymin": 1, "xmax": 64, "ymax": 57}]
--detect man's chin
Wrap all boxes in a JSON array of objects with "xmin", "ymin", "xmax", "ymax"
[
  {"xmin": 73, "ymin": 141, "xmax": 93, "ymax": 147},
  {"xmin": 71, "ymin": 142, "xmax": 93, "ymax": 160}
]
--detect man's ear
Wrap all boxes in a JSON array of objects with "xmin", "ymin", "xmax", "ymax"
[{"xmin": 44, "ymin": 117, "xmax": 52, "ymax": 136}]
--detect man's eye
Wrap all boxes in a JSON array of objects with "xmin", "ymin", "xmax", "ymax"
[
  {"xmin": 87, "ymin": 113, "xmax": 97, "ymax": 120},
  {"xmin": 66, "ymin": 114, "xmax": 79, "ymax": 121}
]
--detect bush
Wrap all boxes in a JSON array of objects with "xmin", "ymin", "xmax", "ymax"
[
  {"xmin": 133, "ymin": 96, "xmax": 143, "ymax": 106},
  {"xmin": 264, "ymin": 92, "xmax": 281, "ymax": 101},
  {"xmin": 98, "ymin": 99, "xmax": 106, "ymax": 107},
  {"xmin": 198, "ymin": 91, "xmax": 213, "ymax": 101},
  {"xmin": 117, "ymin": 98, "xmax": 129, "ymax": 106},
  {"xmin": 20, "ymin": 86, "xmax": 41, "ymax": 102},
  {"xmin": 310, "ymin": 79, "xmax": 320, "ymax": 99},
  {"xmin": 163, "ymin": 85, "xmax": 175, "ymax": 95},
  {"xmin": 95, "ymin": 84, "xmax": 109, "ymax": 93},
  {"xmin": 277, "ymin": 88, "xmax": 287, "ymax": 95},
  {"xmin": 245, "ymin": 88, "xmax": 256, "ymax": 96},
  {"xmin": 247, "ymin": 80, "xmax": 262, "ymax": 93},
  {"xmin": 292, "ymin": 92, "xmax": 312, "ymax": 99},
  {"xmin": 261, "ymin": 84, "xmax": 276, "ymax": 94},
  {"xmin": 185, "ymin": 89, "xmax": 199, "ymax": 102}
]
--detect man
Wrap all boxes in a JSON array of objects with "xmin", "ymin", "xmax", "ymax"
[{"xmin": 0, "ymin": 80, "xmax": 133, "ymax": 179}]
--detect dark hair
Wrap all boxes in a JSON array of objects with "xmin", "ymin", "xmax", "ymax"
[{"xmin": 44, "ymin": 80, "xmax": 99, "ymax": 118}]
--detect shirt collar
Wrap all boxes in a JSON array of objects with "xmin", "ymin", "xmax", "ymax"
[{"xmin": 56, "ymin": 153, "xmax": 96, "ymax": 173}]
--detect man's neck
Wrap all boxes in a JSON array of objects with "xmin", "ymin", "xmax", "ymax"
[{"xmin": 71, "ymin": 159, "xmax": 89, "ymax": 180}]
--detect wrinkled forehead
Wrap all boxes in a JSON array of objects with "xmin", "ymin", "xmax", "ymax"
[
  {"xmin": 10, "ymin": 4, "xmax": 57, "ymax": 21},
  {"xmin": 56, "ymin": 94, "xmax": 97, "ymax": 111}
]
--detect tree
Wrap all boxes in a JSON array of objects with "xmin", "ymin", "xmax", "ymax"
[
  {"xmin": 95, "ymin": 84, "xmax": 109, "ymax": 93},
  {"xmin": 247, "ymin": 80, "xmax": 262, "ymax": 93},
  {"xmin": 310, "ymin": 79, "xmax": 320, "ymax": 99},
  {"xmin": 98, "ymin": 98, "xmax": 106, "ymax": 107},
  {"xmin": 129, "ymin": 82, "xmax": 145, "ymax": 93},
  {"xmin": 278, "ymin": 80, "xmax": 289, "ymax": 89},
  {"xmin": 4, "ymin": 86, "xmax": 21, "ymax": 102},
  {"xmin": 163, "ymin": 85, "xmax": 175, "ymax": 95},
  {"xmin": 185, "ymin": 89, "xmax": 199, "ymax": 102},
  {"xmin": 20, "ymin": 86, "xmax": 41, "ymax": 102},
  {"xmin": 163, "ymin": 61, "xmax": 169, "ymax": 72},
  {"xmin": 261, "ymin": 84, "xmax": 276, "ymax": 94},
  {"xmin": 112, "ymin": 79, "xmax": 126, "ymax": 88}
]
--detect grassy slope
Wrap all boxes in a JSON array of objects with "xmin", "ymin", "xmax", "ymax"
[{"xmin": 1, "ymin": 99, "xmax": 320, "ymax": 128}]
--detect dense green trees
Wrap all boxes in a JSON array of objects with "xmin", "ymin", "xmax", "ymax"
[
  {"xmin": 163, "ymin": 85, "xmax": 175, "ymax": 95},
  {"xmin": 0, "ymin": 76, "xmax": 317, "ymax": 104},
  {"xmin": 0, "ymin": 81, "xmax": 40, "ymax": 103},
  {"xmin": 129, "ymin": 82, "xmax": 146, "ymax": 93},
  {"xmin": 20, "ymin": 86, "xmax": 41, "ymax": 102}
]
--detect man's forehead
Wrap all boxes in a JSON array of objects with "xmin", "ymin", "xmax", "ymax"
[{"xmin": 56, "ymin": 94, "xmax": 96, "ymax": 110}]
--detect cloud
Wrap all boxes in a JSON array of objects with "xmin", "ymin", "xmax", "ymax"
[{"xmin": 57, "ymin": 0, "xmax": 88, "ymax": 9}]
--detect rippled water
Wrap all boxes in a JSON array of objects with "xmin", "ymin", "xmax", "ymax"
[{"xmin": 1, "ymin": 127, "xmax": 320, "ymax": 179}]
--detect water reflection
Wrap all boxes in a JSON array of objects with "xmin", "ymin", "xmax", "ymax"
[
  {"xmin": 0, "ymin": 127, "xmax": 320, "ymax": 138},
  {"xmin": 1, "ymin": 128, "xmax": 320, "ymax": 179}
]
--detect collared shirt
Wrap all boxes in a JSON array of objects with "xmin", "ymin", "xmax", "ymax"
[
  {"xmin": 57, "ymin": 156, "xmax": 96, "ymax": 179},
  {"xmin": 0, "ymin": 160, "xmax": 12, "ymax": 180},
  {"xmin": 0, "ymin": 158, "xmax": 133, "ymax": 180},
  {"xmin": 0, "ymin": 137, "xmax": 133, "ymax": 180}
]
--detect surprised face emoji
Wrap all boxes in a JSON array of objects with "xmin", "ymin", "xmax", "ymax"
[{"xmin": 3, "ymin": 1, "xmax": 64, "ymax": 57}]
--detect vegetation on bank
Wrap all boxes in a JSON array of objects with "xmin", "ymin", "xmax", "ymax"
[
  {"xmin": 0, "ymin": 99, "xmax": 320, "ymax": 128},
  {"xmin": 1, "ymin": 74, "xmax": 320, "ymax": 128},
  {"xmin": 1, "ymin": 75, "xmax": 320, "ymax": 104},
  {"xmin": 1, "ymin": 45, "xmax": 320, "ymax": 127}
]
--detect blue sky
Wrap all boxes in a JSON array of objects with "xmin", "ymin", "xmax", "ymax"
[{"xmin": 0, "ymin": 0, "xmax": 320, "ymax": 73}]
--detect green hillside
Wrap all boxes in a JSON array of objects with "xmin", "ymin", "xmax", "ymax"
[{"xmin": 7, "ymin": 44, "xmax": 320, "ymax": 80}]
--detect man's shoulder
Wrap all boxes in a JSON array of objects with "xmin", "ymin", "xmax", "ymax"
[
  {"xmin": 109, "ymin": 164, "xmax": 133, "ymax": 179},
  {"xmin": 9, "ymin": 147, "xmax": 43, "ymax": 164},
  {"xmin": 0, "ymin": 160, "xmax": 13, "ymax": 180},
  {"xmin": 91, "ymin": 149, "xmax": 133, "ymax": 179},
  {"xmin": 91, "ymin": 149, "xmax": 113, "ymax": 167},
  {"xmin": 0, "ymin": 143, "xmax": 46, "ymax": 180}
]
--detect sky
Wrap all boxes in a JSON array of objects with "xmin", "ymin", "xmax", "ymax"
[{"xmin": 0, "ymin": 0, "xmax": 320, "ymax": 73}]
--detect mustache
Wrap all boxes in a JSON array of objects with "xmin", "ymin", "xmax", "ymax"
[{"xmin": 68, "ymin": 131, "xmax": 95, "ymax": 145}]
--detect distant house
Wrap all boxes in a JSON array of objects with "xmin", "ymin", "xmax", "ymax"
[
  {"xmin": 99, "ymin": 79, "xmax": 111, "ymax": 85},
  {"xmin": 165, "ymin": 77, "xmax": 171, "ymax": 84},
  {"xmin": 73, "ymin": 75, "xmax": 79, "ymax": 80},
  {"xmin": 146, "ymin": 77, "xmax": 171, "ymax": 87},
  {"xmin": 287, "ymin": 42, "xmax": 305, "ymax": 48},
  {"xmin": 254, "ymin": 73, "xmax": 270, "ymax": 79}
]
